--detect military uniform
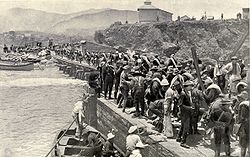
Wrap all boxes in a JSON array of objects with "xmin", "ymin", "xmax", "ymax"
[
  {"xmin": 209, "ymin": 96, "xmax": 233, "ymax": 157},
  {"xmin": 103, "ymin": 65, "xmax": 115, "ymax": 99},
  {"xmin": 114, "ymin": 66, "xmax": 123, "ymax": 99},
  {"xmin": 204, "ymin": 84, "xmax": 221, "ymax": 104},
  {"xmin": 190, "ymin": 87, "xmax": 206, "ymax": 134},
  {"xmin": 120, "ymin": 67, "xmax": 131, "ymax": 112},
  {"xmin": 130, "ymin": 72, "xmax": 145, "ymax": 116},
  {"xmin": 237, "ymin": 101, "xmax": 249, "ymax": 157},
  {"xmin": 176, "ymin": 91, "xmax": 192, "ymax": 145}
]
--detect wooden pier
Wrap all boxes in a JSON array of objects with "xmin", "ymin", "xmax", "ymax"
[{"xmin": 52, "ymin": 55, "xmax": 97, "ymax": 80}]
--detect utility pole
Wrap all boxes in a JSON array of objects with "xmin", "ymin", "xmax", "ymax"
[{"xmin": 125, "ymin": 10, "xmax": 128, "ymax": 24}]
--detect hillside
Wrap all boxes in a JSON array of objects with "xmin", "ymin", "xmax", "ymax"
[
  {"xmin": 49, "ymin": 9, "xmax": 138, "ymax": 35},
  {"xmin": 0, "ymin": 8, "xmax": 138, "ymax": 37},
  {"xmin": 95, "ymin": 19, "xmax": 249, "ymax": 61},
  {"xmin": 2, "ymin": 8, "xmax": 64, "ymax": 32}
]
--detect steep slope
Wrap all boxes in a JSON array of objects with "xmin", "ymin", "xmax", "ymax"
[
  {"xmin": 96, "ymin": 19, "xmax": 249, "ymax": 61},
  {"xmin": 2, "ymin": 8, "xmax": 64, "ymax": 32},
  {"xmin": 63, "ymin": 8, "xmax": 111, "ymax": 20}
]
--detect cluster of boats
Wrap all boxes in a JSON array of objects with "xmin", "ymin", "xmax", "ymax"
[
  {"xmin": 0, "ymin": 59, "xmax": 35, "ymax": 71},
  {"xmin": 0, "ymin": 50, "xmax": 51, "ymax": 71}
]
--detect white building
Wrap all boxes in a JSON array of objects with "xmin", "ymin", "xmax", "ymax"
[
  {"xmin": 137, "ymin": 0, "xmax": 172, "ymax": 23},
  {"xmin": 243, "ymin": 8, "xmax": 249, "ymax": 19}
]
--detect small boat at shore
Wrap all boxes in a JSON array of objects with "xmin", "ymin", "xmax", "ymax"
[
  {"xmin": 0, "ymin": 60, "xmax": 34, "ymax": 71},
  {"xmin": 51, "ymin": 124, "xmax": 124, "ymax": 157}
]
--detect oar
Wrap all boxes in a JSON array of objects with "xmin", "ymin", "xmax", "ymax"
[{"xmin": 44, "ymin": 117, "xmax": 76, "ymax": 157}]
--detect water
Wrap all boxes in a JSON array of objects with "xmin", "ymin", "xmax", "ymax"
[{"xmin": 0, "ymin": 66, "xmax": 86, "ymax": 157}]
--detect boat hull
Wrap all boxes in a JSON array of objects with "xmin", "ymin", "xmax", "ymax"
[
  {"xmin": 0, "ymin": 61, "xmax": 34, "ymax": 71},
  {"xmin": 50, "ymin": 125, "xmax": 123, "ymax": 157}
]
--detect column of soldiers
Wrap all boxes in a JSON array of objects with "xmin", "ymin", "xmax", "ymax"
[
  {"xmin": 55, "ymin": 43, "xmax": 248, "ymax": 157},
  {"xmin": 94, "ymin": 53, "xmax": 248, "ymax": 157}
]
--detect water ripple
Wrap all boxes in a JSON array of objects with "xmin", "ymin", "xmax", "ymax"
[{"xmin": 0, "ymin": 67, "xmax": 84, "ymax": 157}]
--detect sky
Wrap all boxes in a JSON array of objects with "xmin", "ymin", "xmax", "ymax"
[{"xmin": 0, "ymin": 0, "xmax": 249, "ymax": 19}]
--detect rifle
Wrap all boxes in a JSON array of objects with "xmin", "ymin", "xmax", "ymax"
[{"xmin": 191, "ymin": 47, "xmax": 205, "ymax": 92}]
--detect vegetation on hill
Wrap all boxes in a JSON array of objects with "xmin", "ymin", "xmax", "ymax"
[{"xmin": 95, "ymin": 20, "xmax": 249, "ymax": 61}]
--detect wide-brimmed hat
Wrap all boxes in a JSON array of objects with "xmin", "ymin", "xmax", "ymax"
[
  {"xmin": 160, "ymin": 78, "xmax": 169, "ymax": 86},
  {"xmin": 237, "ymin": 91, "xmax": 248, "ymax": 100},
  {"xmin": 128, "ymin": 126, "xmax": 138, "ymax": 134},
  {"xmin": 123, "ymin": 60, "xmax": 128, "ymax": 64},
  {"xmin": 135, "ymin": 142, "xmax": 148, "ymax": 148},
  {"xmin": 137, "ymin": 59, "xmax": 142, "ymax": 63},
  {"xmin": 207, "ymin": 83, "xmax": 221, "ymax": 91},
  {"xmin": 216, "ymin": 72, "xmax": 223, "ymax": 76},
  {"xmin": 239, "ymin": 101, "xmax": 250, "ymax": 108},
  {"xmin": 116, "ymin": 61, "xmax": 123, "ymax": 66},
  {"xmin": 221, "ymin": 99, "xmax": 233, "ymax": 105},
  {"xmin": 150, "ymin": 66, "xmax": 158, "ymax": 71},
  {"xmin": 152, "ymin": 72, "xmax": 162, "ymax": 80},
  {"xmin": 107, "ymin": 133, "xmax": 115, "ymax": 140},
  {"xmin": 231, "ymin": 56, "xmax": 238, "ymax": 60},
  {"xmin": 141, "ymin": 56, "xmax": 150, "ymax": 65},
  {"xmin": 184, "ymin": 80, "xmax": 194, "ymax": 86},
  {"xmin": 173, "ymin": 68, "xmax": 179, "ymax": 74},
  {"xmin": 236, "ymin": 82, "xmax": 248, "ymax": 90},
  {"xmin": 123, "ymin": 65, "xmax": 130, "ymax": 70},
  {"xmin": 203, "ymin": 78, "xmax": 213, "ymax": 86},
  {"xmin": 82, "ymin": 125, "xmax": 99, "ymax": 134},
  {"xmin": 182, "ymin": 72, "xmax": 194, "ymax": 80},
  {"xmin": 153, "ymin": 58, "xmax": 161, "ymax": 66}
]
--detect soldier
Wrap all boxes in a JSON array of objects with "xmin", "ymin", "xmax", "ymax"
[
  {"xmin": 103, "ymin": 62, "xmax": 115, "ymax": 99},
  {"xmin": 237, "ymin": 100, "xmax": 249, "ymax": 157},
  {"xmin": 208, "ymin": 95, "xmax": 233, "ymax": 157},
  {"xmin": 176, "ymin": 80, "xmax": 194, "ymax": 148},
  {"xmin": 130, "ymin": 67, "xmax": 146, "ymax": 117},
  {"xmin": 119, "ymin": 65, "xmax": 131, "ymax": 112},
  {"xmin": 102, "ymin": 132, "xmax": 116, "ymax": 157},
  {"xmin": 215, "ymin": 73, "xmax": 227, "ymax": 94},
  {"xmin": 88, "ymin": 72, "xmax": 101, "ymax": 98},
  {"xmin": 126, "ymin": 126, "xmax": 142, "ymax": 157},
  {"xmin": 129, "ymin": 142, "xmax": 148, "ymax": 157},
  {"xmin": 3, "ymin": 44, "xmax": 8, "ymax": 53},
  {"xmin": 190, "ymin": 84, "xmax": 207, "ymax": 134},
  {"xmin": 223, "ymin": 56, "xmax": 242, "ymax": 97},
  {"xmin": 150, "ymin": 72, "xmax": 163, "ymax": 101},
  {"xmin": 114, "ymin": 61, "xmax": 124, "ymax": 99},
  {"xmin": 203, "ymin": 79, "xmax": 222, "ymax": 104}
]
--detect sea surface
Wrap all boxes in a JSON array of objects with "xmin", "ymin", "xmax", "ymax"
[{"xmin": 0, "ymin": 66, "xmax": 85, "ymax": 157}]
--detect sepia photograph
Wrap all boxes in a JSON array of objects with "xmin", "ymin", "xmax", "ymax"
[{"xmin": 0, "ymin": 0, "xmax": 249, "ymax": 157}]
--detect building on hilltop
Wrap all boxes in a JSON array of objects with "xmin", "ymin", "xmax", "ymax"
[
  {"xmin": 180, "ymin": 15, "xmax": 191, "ymax": 21},
  {"xmin": 137, "ymin": 0, "xmax": 172, "ymax": 23},
  {"xmin": 242, "ymin": 8, "xmax": 249, "ymax": 19}
]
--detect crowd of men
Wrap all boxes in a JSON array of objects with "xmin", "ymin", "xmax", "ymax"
[
  {"xmin": 3, "ymin": 39, "xmax": 249, "ymax": 156},
  {"xmin": 65, "ymin": 44, "xmax": 249, "ymax": 157}
]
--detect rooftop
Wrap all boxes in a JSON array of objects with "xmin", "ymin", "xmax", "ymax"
[{"xmin": 242, "ymin": 8, "xmax": 249, "ymax": 11}]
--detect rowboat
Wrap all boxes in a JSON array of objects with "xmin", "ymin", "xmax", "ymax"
[
  {"xmin": 0, "ymin": 60, "xmax": 34, "ymax": 71},
  {"xmin": 51, "ymin": 124, "xmax": 124, "ymax": 157}
]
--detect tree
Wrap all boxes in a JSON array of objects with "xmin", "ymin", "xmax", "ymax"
[{"xmin": 94, "ymin": 31, "xmax": 105, "ymax": 44}]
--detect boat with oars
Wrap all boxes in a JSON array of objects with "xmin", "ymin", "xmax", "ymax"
[{"xmin": 46, "ymin": 121, "xmax": 124, "ymax": 157}]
